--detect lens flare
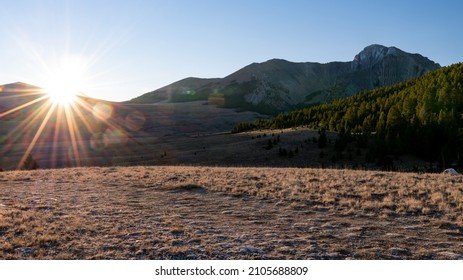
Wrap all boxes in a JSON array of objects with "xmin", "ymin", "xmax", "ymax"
[
  {"xmin": 0, "ymin": 81, "xmax": 135, "ymax": 169},
  {"xmin": 92, "ymin": 102, "xmax": 113, "ymax": 120},
  {"xmin": 125, "ymin": 111, "xmax": 146, "ymax": 131}
]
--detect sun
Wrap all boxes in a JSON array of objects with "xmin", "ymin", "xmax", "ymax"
[
  {"xmin": 44, "ymin": 56, "xmax": 89, "ymax": 105},
  {"xmin": 45, "ymin": 75, "xmax": 79, "ymax": 105}
]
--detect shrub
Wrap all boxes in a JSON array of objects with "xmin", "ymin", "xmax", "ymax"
[{"xmin": 21, "ymin": 154, "xmax": 39, "ymax": 170}]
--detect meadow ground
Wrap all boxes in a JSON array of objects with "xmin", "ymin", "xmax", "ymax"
[{"xmin": 1, "ymin": 166, "xmax": 463, "ymax": 259}]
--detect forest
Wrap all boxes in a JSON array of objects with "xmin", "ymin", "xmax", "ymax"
[{"xmin": 232, "ymin": 63, "xmax": 463, "ymax": 169}]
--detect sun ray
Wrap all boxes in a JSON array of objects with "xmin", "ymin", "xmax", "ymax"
[
  {"xmin": 63, "ymin": 104, "xmax": 82, "ymax": 166},
  {"xmin": 0, "ymin": 95, "xmax": 49, "ymax": 118},
  {"xmin": 2, "ymin": 99, "xmax": 55, "ymax": 151},
  {"xmin": 72, "ymin": 97, "xmax": 120, "ymax": 133},
  {"xmin": 0, "ymin": 91, "xmax": 44, "ymax": 99},
  {"xmin": 0, "ymin": 84, "xmax": 140, "ymax": 169},
  {"xmin": 69, "ymin": 97, "xmax": 100, "ymax": 134},
  {"xmin": 50, "ymin": 105, "xmax": 65, "ymax": 168},
  {"xmin": 0, "ymin": 16, "xmax": 139, "ymax": 169},
  {"xmin": 17, "ymin": 101, "xmax": 58, "ymax": 169}
]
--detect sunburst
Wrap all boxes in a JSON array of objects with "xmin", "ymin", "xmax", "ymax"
[
  {"xmin": 0, "ymin": 54, "xmax": 133, "ymax": 170},
  {"xmin": 43, "ymin": 55, "xmax": 88, "ymax": 106}
]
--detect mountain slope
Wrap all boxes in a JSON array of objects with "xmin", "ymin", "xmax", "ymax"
[
  {"xmin": 128, "ymin": 77, "xmax": 221, "ymax": 103},
  {"xmin": 233, "ymin": 63, "xmax": 463, "ymax": 167},
  {"xmin": 0, "ymin": 82, "xmax": 47, "ymax": 120},
  {"xmin": 129, "ymin": 44, "xmax": 440, "ymax": 114}
]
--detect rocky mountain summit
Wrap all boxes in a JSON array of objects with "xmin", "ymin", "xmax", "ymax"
[
  {"xmin": 351, "ymin": 44, "xmax": 439, "ymax": 89},
  {"xmin": 130, "ymin": 44, "xmax": 441, "ymax": 114},
  {"xmin": 352, "ymin": 44, "xmax": 399, "ymax": 69}
]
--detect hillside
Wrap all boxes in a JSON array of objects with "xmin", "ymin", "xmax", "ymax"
[
  {"xmin": 233, "ymin": 63, "xmax": 463, "ymax": 169},
  {"xmin": 128, "ymin": 77, "xmax": 221, "ymax": 104},
  {"xmin": 0, "ymin": 82, "xmax": 46, "ymax": 120},
  {"xmin": 0, "ymin": 82, "xmax": 266, "ymax": 170},
  {"xmin": 129, "ymin": 44, "xmax": 440, "ymax": 114}
]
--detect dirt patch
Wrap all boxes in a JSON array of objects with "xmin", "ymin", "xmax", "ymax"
[{"xmin": 164, "ymin": 184, "xmax": 207, "ymax": 193}]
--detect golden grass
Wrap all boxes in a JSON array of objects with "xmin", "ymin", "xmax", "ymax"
[{"xmin": 0, "ymin": 166, "xmax": 463, "ymax": 259}]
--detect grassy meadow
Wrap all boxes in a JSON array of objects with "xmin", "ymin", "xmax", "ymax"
[{"xmin": 1, "ymin": 166, "xmax": 462, "ymax": 259}]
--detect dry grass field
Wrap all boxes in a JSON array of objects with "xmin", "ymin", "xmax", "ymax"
[{"xmin": 1, "ymin": 166, "xmax": 462, "ymax": 259}]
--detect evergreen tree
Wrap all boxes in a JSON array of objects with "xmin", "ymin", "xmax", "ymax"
[{"xmin": 318, "ymin": 128, "xmax": 327, "ymax": 148}]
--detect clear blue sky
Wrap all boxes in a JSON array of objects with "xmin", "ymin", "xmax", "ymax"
[{"xmin": 1, "ymin": 0, "xmax": 462, "ymax": 102}]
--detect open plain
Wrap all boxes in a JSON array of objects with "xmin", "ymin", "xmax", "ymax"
[{"xmin": 1, "ymin": 166, "xmax": 462, "ymax": 260}]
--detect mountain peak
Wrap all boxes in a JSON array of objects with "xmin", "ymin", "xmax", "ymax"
[
  {"xmin": 0, "ymin": 82, "xmax": 42, "ymax": 93},
  {"xmin": 351, "ymin": 44, "xmax": 440, "ymax": 72},
  {"xmin": 353, "ymin": 44, "xmax": 399, "ymax": 67},
  {"xmin": 362, "ymin": 44, "xmax": 390, "ymax": 52}
]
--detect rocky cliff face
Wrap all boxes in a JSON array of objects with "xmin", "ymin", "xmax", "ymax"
[
  {"xmin": 130, "ymin": 44, "xmax": 441, "ymax": 114},
  {"xmin": 352, "ymin": 44, "xmax": 393, "ymax": 69},
  {"xmin": 350, "ymin": 44, "xmax": 440, "ymax": 91}
]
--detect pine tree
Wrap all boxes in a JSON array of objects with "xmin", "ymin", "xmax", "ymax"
[{"xmin": 318, "ymin": 128, "xmax": 327, "ymax": 148}]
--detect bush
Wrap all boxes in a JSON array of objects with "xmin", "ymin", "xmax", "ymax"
[{"xmin": 21, "ymin": 154, "xmax": 39, "ymax": 170}]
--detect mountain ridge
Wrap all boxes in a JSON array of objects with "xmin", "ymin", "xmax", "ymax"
[
  {"xmin": 129, "ymin": 44, "xmax": 440, "ymax": 114},
  {"xmin": 0, "ymin": 81, "xmax": 42, "ymax": 93}
]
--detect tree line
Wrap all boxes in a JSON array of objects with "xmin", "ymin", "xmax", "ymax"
[{"xmin": 232, "ymin": 63, "xmax": 463, "ymax": 168}]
